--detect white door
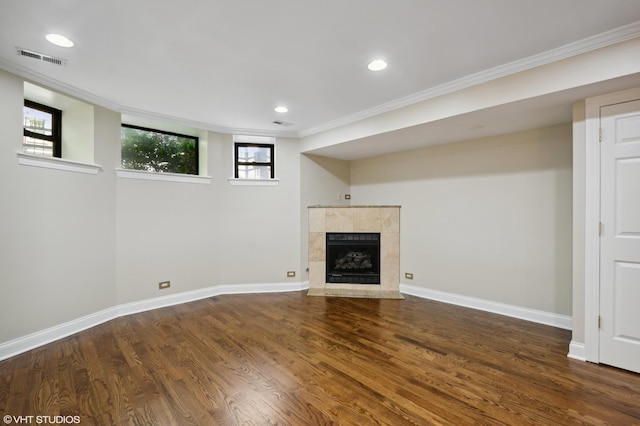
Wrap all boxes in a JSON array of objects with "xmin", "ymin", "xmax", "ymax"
[{"xmin": 600, "ymin": 99, "xmax": 640, "ymax": 374}]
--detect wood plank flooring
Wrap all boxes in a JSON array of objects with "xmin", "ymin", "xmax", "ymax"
[{"xmin": 1, "ymin": 292, "xmax": 639, "ymax": 425}]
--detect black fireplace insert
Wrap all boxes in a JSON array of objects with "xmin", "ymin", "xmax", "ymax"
[{"xmin": 326, "ymin": 232, "xmax": 380, "ymax": 284}]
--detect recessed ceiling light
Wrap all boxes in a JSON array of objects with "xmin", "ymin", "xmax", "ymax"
[
  {"xmin": 274, "ymin": 106, "xmax": 288, "ymax": 113},
  {"xmin": 45, "ymin": 34, "xmax": 74, "ymax": 48},
  {"xmin": 368, "ymin": 59, "xmax": 387, "ymax": 71}
]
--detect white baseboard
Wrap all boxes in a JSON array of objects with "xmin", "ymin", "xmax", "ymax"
[
  {"xmin": 0, "ymin": 307, "xmax": 120, "ymax": 362},
  {"xmin": 568, "ymin": 341, "xmax": 586, "ymax": 361},
  {"xmin": 118, "ymin": 281, "xmax": 309, "ymax": 317},
  {"xmin": 0, "ymin": 282, "xmax": 574, "ymax": 362},
  {"xmin": 400, "ymin": 284, "xmax": 573, "ymax": 330},
  {"xmin": 0, "ymin": 281, "xmax": 309, "ymax": 361}
]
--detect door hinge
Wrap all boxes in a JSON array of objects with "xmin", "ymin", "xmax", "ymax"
[
  {"xmin": 599, "ymin": 222, "xmax": 603, "ymax": 236},
  {"xmin": 599, "ymin": 128, "xmax": 603, "ymax": 142},
  {"xmin": 598, "ymin": 316, "xmax": 602, "ymax": 329}
]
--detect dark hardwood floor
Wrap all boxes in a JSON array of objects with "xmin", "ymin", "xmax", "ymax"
[{"xmin": 1, "ymin": 292, "xmax": 639, "ymax": 425}]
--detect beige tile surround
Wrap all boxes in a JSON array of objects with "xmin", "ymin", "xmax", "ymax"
[{"xmin": 308, "ymin": 205, "xmax": 403, "ymax": 299}]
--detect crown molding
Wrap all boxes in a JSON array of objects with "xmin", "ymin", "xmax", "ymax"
[
  {"xmin": 0, "ymin": 57, "xmax": 121, "ymax": 112},
  {"xmin": 298, "ymin": 20, "xmax": 640, "ymax": 138},
  {"xmin": 119, "ymin": 106, "xmax": 301, "ymax": 138},
  {"xmin": 2, "ymin": 21, "xmax": 639, "ymax": 140},
  {"xmin": 0, "ymin": 59, "xmax": 298, "ymax": 139}
]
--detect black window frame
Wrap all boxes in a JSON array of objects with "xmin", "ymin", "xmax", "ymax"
[
  {"xmin": 23, "ymin": 99, "xmax": 62, "ymax": 158},
  {"xmin": 234, "ymin": 142, "xmax": 275, "ymax": 179},
  {"xmin": 121, "ymin": 123, "xmax": 200, "ymax": 175}
]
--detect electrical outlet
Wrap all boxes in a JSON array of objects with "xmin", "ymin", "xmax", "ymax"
[
  {"xmin": 404, "ymin": 272, "xmax": 414, "ymax": 280},
  {"xmin": 345, "ymin": 194, "xmax": 351, "ymax": 200},
  {"xmin": 159, "ymin": 280, "xmax": 171, "ymax": 289},
  {"xmin": 287, "ymin": 271, "xmax": 296, "ymax": 278}
]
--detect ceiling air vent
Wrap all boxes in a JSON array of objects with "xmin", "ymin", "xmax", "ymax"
[
  {"xmin": 273, "ymin": 120, "xmax": 294, "ymax": 127},
  {"xmin": 16, "ymin": 47, "xmax": 66, "ymax": 66}
]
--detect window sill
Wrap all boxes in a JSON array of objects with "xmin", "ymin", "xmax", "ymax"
[
  {"xmin": 116, "ymin": 168, "xmax": 212, "ymax": 184},
  {"xmin": 17, "ymin": 152, "xmax": 102, "ymax": 175},
  {"xmin": 227, "ymin": 178, "xmax": 279, "ymax": 186}
]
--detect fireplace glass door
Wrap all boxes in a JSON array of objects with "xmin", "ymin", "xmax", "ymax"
[{"xmin": 326, "ymin": 233, "xmax": 380, "ymax": 284}]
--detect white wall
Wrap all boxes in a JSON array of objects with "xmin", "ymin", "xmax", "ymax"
[
  {"xmin": 0, "ymin": 64, "xmax": 592, "ymax": 352},
  {"xmin": 62, "ymin": 101, "xmax": 94, "ymax": 162},
  {"xmin": 572, "ymin": 102, "xmax": 586, "ymax": 344},
  {"xmin": 1, "ymin": 69, "xmax": 303, "ymax": 346},
  {"xmin": 0, "ymin": 70, "xmax": 117, "ymax": 343},
  {"xmin": 300, "ymin": 154, "xmax": 351, "ymax": 208},
  {"xmin": 299, "ymin": 154, "xmax": 351, "ymax": 280},
  {"xmin": 350, "ymin": 124, "xmax": 573, "ymax": 315},
  {"xmin": 115, "ymin": 133, "xmax": 302, "ymax": 303}
]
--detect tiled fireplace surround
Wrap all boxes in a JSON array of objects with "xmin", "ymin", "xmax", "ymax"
[{"xmin": 307, "ymin": 205, "xmax": 403, "ymax": 299}]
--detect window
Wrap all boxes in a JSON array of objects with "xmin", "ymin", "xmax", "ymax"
[
  {"xmin": 23, "ymin": 100, "xmax": 61, "ymax": 157},
  {"xmin": 121, "ymin": 124, "xmax": 199, "ymax": 175},
  {"xmin": 234, "ymin": 142, "xmax": 275, "ymax": 179}
]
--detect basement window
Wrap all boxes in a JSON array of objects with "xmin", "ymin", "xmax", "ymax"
[
  {"xmin": 121, "ymin": 124, "xmax": 199, "ymax": 175},
  {"xmin": 232, "ymin": 135, "xmax": 276, "ymax": 182},
  {"xmin": 235, "ymin": 143, "xmax": 274, "ymax": 179},
  {"xmin": 18, "ymin": 83, "xmax": 100, "ymax": 175},
  {"xmin": 23, "ymin": 100, "xmax": 61, "ymax": 158}
]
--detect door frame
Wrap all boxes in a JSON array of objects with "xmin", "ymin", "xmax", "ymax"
[{"xmin": 584, "ymin": 86, "xmax": 640, "ymax": 363}]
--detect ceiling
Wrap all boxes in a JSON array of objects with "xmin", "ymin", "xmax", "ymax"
[{"xmin": 2, "ymin": 0, "xmax": 640, "ymax": 157}]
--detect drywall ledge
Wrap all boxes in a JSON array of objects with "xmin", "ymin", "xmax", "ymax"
[
  {"xmin": 116, "ymin": 168, "xmax": 211, "ymax": 184},
  {"xmin": 227, "ymin": 178, "xmax": 279, "ymax": 186},
  {"xmin": 300, "ymin": 36, "xmax": 640, "ymax": 154},
  {"xmin": 17, "ymin": 152, "xmax": 102, "ymax": 174}
]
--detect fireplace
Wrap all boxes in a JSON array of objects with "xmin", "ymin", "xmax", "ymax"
[
  {"xmin": 307, "ymin": 205, "xmax": 402, "ymax": 299},
  {"xmin": 326, "ymin": 232, "xmax": 380, "ymax": 284}
]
